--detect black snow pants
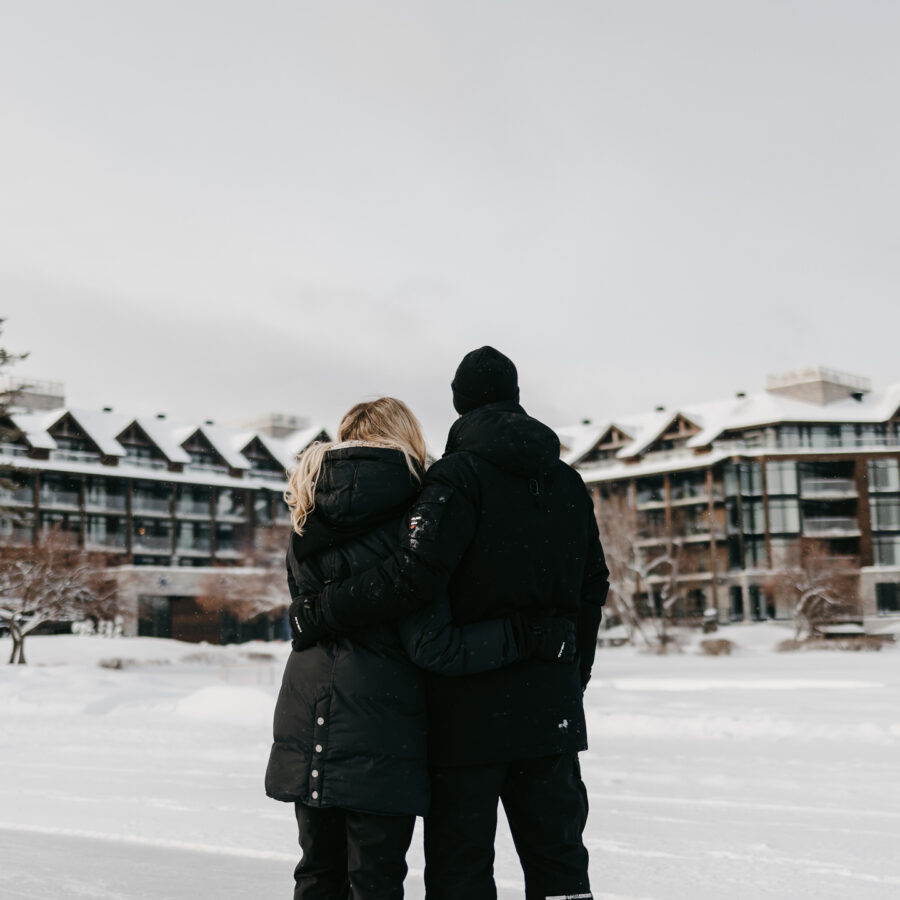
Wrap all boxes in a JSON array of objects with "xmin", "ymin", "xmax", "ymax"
[
  {"xmin": 293, "ymin": 803, "xmax": 416, "ymax": 900},
  {"xmin": 423, "ymin": 753, "xmax": 591, "ymax": 900}
]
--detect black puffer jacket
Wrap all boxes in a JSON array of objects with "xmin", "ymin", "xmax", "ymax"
[
  {"xmin": 304, "ymin": 404, "xmax": 610, "ymax": 767},
  {"xmin": 265, "ymin": 445, "xmax": 522, "ymax": 815}
]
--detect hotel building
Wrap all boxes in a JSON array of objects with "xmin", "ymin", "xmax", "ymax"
[
  {"xmin": 0, "ymin": 380, "xmax": 329, "ymax": 642},
  {"xmin": 558, "ymin": 368, "xmax": 900, "ymax": 626}
]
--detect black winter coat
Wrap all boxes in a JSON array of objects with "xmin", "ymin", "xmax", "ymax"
[
  {"xmin": 265, "ymin": 445, "xmax": 521, "ymax": 815},
  {"xmin": 306, "ymin": 403, "xmax": 610, "ymax": 767}
]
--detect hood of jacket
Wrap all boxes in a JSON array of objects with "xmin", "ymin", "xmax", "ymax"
[
  {"xmin": 444, "ymin": 401, "xmax": 561, "ymax": 476},
  {"xmin": 290, "ymin": 445, "xmax": 420, "ymax": 563}
]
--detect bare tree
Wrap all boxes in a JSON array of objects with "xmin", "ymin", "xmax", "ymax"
[
  {"xmin": 595, "ymin": 493, "xmax": 696, "ymax": 649},
  {"xmin": 0, "ymin": 528, "xmax": 117, "ymax": 664},
  {"xmin": 195, "ymin": 526, "xmax": 290, "ymax": 630},
  {"xmin": 765, "ymin": 539, "xmax": 858, "ymax": 639}
]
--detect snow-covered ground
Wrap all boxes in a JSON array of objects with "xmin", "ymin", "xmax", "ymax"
[{"xmin": 2, "ymin": 625, "xmax": 900, "ymax": 899}]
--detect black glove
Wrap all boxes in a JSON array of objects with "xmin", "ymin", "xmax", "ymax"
[
  {"xmin": 289, "ymin": 609, "xmax": 317, "ymax": 652},
  {"xmin": 511, "ymin": 613, "xmax": 576, "ymax": 664},
  {"xmin": 288, "ymin": 595, "xmax": 334, "ymax": 643}
]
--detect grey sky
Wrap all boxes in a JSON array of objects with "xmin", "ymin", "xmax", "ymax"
[{"xmin": 2, "ymin": 0, "xmax": 899, "ymax": 450}]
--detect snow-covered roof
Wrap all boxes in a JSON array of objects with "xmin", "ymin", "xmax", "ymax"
[
  {"xmin": 8, "ymin": 410, "xmax": 59, "ymax": 451},
  {"xmin": 2, "ymin": 404, "xmax": 331, "ymax": 481},
  {"xmin": 132, "ymin": 417, "xmax": 192, "ymax": 464},
  {"xmin": 277, "ymin": 424, "xmax": 331, "ymax": 465},
  {"xmin": 559, "ymin": 377, "xmax": 900, "ymax": 474},
  {"xmin": 65, "ymin": 408, "xmax": 129, "ymax": 458},
  {"xmin": 198, "ymin": 424, "xmax": 251, "ymax": 471}
]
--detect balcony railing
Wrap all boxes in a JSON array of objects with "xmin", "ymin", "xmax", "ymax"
[
  {"xmin": 800, "ymin": 478, "xmax": 858, "ymax": 498},
  {"xmin": 39, "ymin": 490, "xmax": 80, "ymax": 508},
  {"xmin": 0, "ymin": 443, "xmax": 28, "ymax": 457},
  {"xmin": 125, "ymin": 457, "xmax": 169, "ymax": 471},
  {"xmin": 216, "ymin": 503, "xmax": 249, "ymax": 521},
  {"xmin": 132, "ymin": 534, "xmax": 173, "ymax": 552},
  {"xmin": 176, "ymin": 500, "xmax": 211, "ymax": 516},
  {"xmin": 0, "ymin": 487, "xmax": 34, "ymax": 504},
  {"xmin": 802, "ymin": 517, "xmax": 861, "ymax": 537},
  {"xmin": 85, "ymin": 495, "xmax": 127, "ymax": 512},
  {"xmin": 177, "ymin": 539, "xmax": 211, "ymax": 553},
  {"xmin": 215, "ymin": 543, "xmax": 242, "ymax": 557},
  {"xmin": 50, "ymin": 449, "xmax": 101, "ymax": 463},
  {"xmin": 85, "ymin": 536, "xmax": 127, "ymax": 552},
  {"xmin": 133, "ymin": 496, "xmax": 172, "ymax": 514},
  {"xmin": 0, "ymin": 526, "xmax": 33, "ymax": 543},
  {"xmin": 186, "ymin": 462, "xmax": 230, "ymax": 475},
  {"xmin": 247, "ymin": 469, "xmax": 285, "ymax": 481}
]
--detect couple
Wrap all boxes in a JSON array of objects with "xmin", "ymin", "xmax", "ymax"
[{"xmin": 265, "ymin": 347, "xmax": 609, "ymax": 899}]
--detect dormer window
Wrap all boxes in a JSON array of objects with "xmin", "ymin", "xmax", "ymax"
[
  {"xmin": 117, "ymin": 422, "xmax": 168, "ymax": 470},
  {"xmin": 182, "ymin": 430, "xmax": 229, "ymax": 474},
  {"xmin": 48, "ymin": 414, "xmax": 101, "ymax": 462}
]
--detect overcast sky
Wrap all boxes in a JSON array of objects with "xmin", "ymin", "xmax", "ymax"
[{"xmin": 2, "ymin": 0, "xmax": 898, "ymax": 450}]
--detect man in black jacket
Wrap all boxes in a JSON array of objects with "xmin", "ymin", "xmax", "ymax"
[{"xmin": 293, "ymin": 347, "xmax": 609, "ymax": 900}]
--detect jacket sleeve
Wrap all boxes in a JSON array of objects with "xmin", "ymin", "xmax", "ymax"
[
  {"xmin": 576, "ymin": 495, "xmax": 610, "ymax": 687},
  {"xmin": 313, "ymin": 466, "xmax": 479, "ymax": 635},
  {"xmin": 398, "ymin": 593, "xmax": 519, "ymax": 676}
]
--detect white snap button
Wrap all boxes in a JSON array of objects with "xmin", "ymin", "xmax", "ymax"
[
  {"xmin": 317, "ymin": 717, "xmax": 324, "ymax": 725},
  {"xmin": 311, "ymin": 791, "xmax": 318, "ymax": 800},
  {"xmin": 311, "ymin": 769, "xmax": 318, "ymax": 778},
  {"xmin": 315, "ymin": 744, "xmax": 323, "ymax": 753}
]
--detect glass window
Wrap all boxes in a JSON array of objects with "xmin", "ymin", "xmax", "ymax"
[
  {"xmin": 254, "ymin": 491, "xmax": 274, "ymax": 525},
  {"xmin": 739, "ymin": 463, "xmax": 763, "ymax": 496},
  {"xmin": 765, "ymin": 461, "xmax": 797, "ymax": 496},
  {"xmin": 724, "ymin": 464, "xmax": 739, "ymax": 497},
  {"xmin": 138, "ymin": 596, "xmax": 172, "ymax": 638},
  {"xmin": 777, "ymin": 426, "xmax": 801, "ymax": 449},
  {"xmin": 872, "ymin": 498, "xmax": 900, "ymax": 531},
  {"xmin": 768, "ymin": 499, "xmax": 800, "ymax": 534},
  {"xmin": 636, "ymin": 476, "xmax": 665, "ymax": 505},
  {"xmin": 742, "ymin": 500, "xmax": 765, "ymax": 534},
  {"xmin": 729, "ymin": 585, "xmax": 744, "ymax": 620},
  {"xmin": 874, "ymin": 536, "xmax": 900, "ymax": 567},
  {"xmin": 176, "ymin": 485, "xmax": 212, "ymax": 516},
  {"xmin": 868, "ymin": 460, "xmax": 900, "ymax": 493},
  {"xmin": 744, "ymin": 537, "xmax": 766, "ymax": 569},
  {"xmin": 216, "ymin": 488, "xmax": 247, "ymax": 518},
  {"xmin": 769, "ymin": 538, "xmax": 792, "ymax": 568},
  {"xmin": 876, "ymin": 583, "xmax": 900, "ymax": 615}
]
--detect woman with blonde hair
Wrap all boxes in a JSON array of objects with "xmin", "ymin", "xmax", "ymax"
[{"xmin": 265, "ymin": 397, "xmax": 575, "ymax": 900}]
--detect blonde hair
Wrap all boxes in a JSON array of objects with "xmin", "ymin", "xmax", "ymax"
[{"xmin": 284, "ymin": 398, "xmax": 427, "ymax": 535}]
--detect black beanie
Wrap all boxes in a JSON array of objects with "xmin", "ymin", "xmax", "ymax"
[{"xmin": 451, "ymin": 346, "xmax": 519, "ymax": 414}]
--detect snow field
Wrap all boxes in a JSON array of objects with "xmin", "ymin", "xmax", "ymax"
[{"xmin": 1, "ymin": 626, "xmax": 899, "ymax": 899}]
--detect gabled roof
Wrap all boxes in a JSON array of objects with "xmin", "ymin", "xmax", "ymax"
[
  {"xmin": 560, "ymin": 378, "xmax": 900, "ymax": 465},
  {"xmin": 614, "ymin": 409, "xmax": 681, "ymax": 459},
  {"xmin": 63, "ymin": 409, "xmax": 130, "ymax": 457},
  {"xmin": 131, "ymin": 417, "xmax": 192, "ymax": 464},
  {"xmin": 7, "ymin": 410, "xmax": 59, "ymax": 451},
  {"xmin": 277, "ymin": 424, "xmax": 331, "ymax": 466}
]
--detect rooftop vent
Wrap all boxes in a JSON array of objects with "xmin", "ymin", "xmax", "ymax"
[
  {"xmin": 582, "ymin": 418, "xmax": 591, "ymax": 426},
  {"xmin": 736, "ymin": 392, "xmax": 746, "ymax": 399},
  {"xmin": 655, "ymin": 405, "xmax": 665, "ymax": 413},
  {"xmin": 156, "ymin": 413, "xmax": 166, "ymax": 419},
  {"xmin": 765, "ymin": 367, "xmax": 872, "ymax": 406},
  {"xmin": 102, "ymin": 406, "xmax": 113, "ymax": 413},
  {"xmin": 205, "ymin": 419, "xmax": 214, "ymax": 426}
]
